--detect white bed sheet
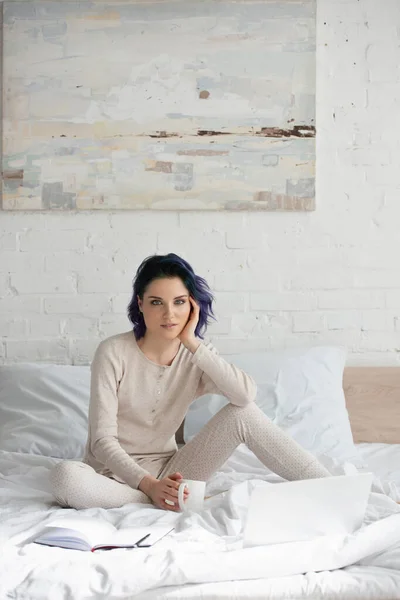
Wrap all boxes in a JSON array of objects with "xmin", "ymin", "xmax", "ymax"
[
  {"xmin": 1, "ymin": 444, "xmax": 400, "ymax": 600},
  {"xmin": 357, "ymin": 443, "xmax": 400, "ymax": 496}
]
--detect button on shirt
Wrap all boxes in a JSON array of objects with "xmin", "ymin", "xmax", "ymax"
[{"xmin": 152, "ymin": 368, "xmax": 164, "ymax": 414}]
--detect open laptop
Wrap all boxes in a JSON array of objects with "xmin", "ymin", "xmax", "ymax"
[{"xmin": 243, "ymin": 472, "xmax": 373, "ymax": 547}]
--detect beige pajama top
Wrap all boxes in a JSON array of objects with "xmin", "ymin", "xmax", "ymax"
[{"xmin": 83, "ymin": 331, "xmax": 257, "ymax": 488}]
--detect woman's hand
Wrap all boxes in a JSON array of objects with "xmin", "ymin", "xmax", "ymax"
[
  {"xmin": 140, "ymin": 472, "xmax": 189, "ymax": 511},
  {"xmin": 179, "ymin": 296, "xmax": 201, "ymax": 354}
]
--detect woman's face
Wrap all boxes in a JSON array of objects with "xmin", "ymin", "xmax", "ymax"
[{"xmin": 138, "ymin": 277, "xmax": 192, "ymax": 340}]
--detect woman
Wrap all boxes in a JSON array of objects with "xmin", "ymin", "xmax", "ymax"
[{"xmin": 51, "ymin": 253, "xmax": 330, "ymax": 510}]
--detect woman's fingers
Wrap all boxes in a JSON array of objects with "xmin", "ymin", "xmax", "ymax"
[
  {"xmin": 163, "ymin": 490, "xmax": 178, "ymax": 503},
  {"xmin": 162, "ymin": 494, "xmax": 181, "ymax": 511},
  {"xmin": 167, "ymin": 477, "xmax": 189, "ymax": 492},
  {"xmin": 165, "ymin": 483, "xmax": 180, "ymax": 498},
  {"xmin": 157, "ymin": 491, "xmax": 188, "ymax": 512},
  {"xmin": 153, "ymin": 476, "xmax": 189, "ymax": 512},
  {"xmin": 168, "ymin": 472, "xmax": 183, "ymax": 481},
  {"xmin": 166, "ymin": 486, "xmax": 189, "ymax": 501},
  {"xmin": 164, "ymin": 475, "xmax": 180, "ymax": 486},
  {"xmin": 190, "ymin": 296, "xmax": 200, "ymax": 310},
  {"xmin": 163, "ymin": 500, "xmax": 179, "ymax": 511},
  {"xmin": 167, "ymin": 480, "xmax": 180, "ymax": 491},
  {"xmin": 161, "ymin": 486, "xmax": 188, "ymax": 509},
  {"xmin": 165, "ymin": 478, "xmax": 189, "ymax": 496},
  {"xmin": 162, "ymin": 483, "xmax": 186, "ymax": 501}
]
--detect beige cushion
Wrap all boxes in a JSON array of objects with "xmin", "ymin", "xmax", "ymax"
[{"xmin": 344, "ymin": 367, "xmax": 400, "ymax": 444}]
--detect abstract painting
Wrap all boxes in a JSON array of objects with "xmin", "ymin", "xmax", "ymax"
[{"xmin": 2, "ymin": 1, "xmax": 316, "ymax": 211}]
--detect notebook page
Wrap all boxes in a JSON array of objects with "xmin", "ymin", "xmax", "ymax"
[{"xmin": 43, "ymin": 517, "xmax": 116, "ymax": 547}]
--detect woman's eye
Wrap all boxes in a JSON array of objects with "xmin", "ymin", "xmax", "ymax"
[{"xmin": 149, "ymin": 299, "xmax": 185, "ymax": 306}]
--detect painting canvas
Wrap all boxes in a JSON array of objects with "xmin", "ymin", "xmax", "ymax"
[{"xmin": 2, "ymin": 0, "xmax": 316, "ymax": 211}]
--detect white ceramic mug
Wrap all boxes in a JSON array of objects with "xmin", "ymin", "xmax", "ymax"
[{"xmin": 178, "ymin": 479, "xmax": 206, "ymax": 512}]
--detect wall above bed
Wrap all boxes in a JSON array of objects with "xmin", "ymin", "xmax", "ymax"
[{"xmin": 0, "ymin": 0, "xmax": 400, "ymax": 365}]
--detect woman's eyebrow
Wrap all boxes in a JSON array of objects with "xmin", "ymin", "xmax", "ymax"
[{"xmin": 148, "ymin": 295, "xmax": 188, "ymax": 300}]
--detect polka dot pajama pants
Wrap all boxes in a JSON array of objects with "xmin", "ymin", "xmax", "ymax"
[{"xmin": 50, "ymin": 403, "xmax": 331, "ymax": 509}]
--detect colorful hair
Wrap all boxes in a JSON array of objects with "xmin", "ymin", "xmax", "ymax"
[{"xmin": 128, "ymin": 253, "xmax": 216, "ymax": 340}]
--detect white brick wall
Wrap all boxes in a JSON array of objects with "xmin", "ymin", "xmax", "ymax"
[{"xmin": 1, "ymin": 0, "xmax": 400, "ymax": 365}]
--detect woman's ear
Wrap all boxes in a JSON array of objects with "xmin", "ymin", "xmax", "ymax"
[{"xmin": 137, "ymin": 295, "xmax": 143, "ymax": 313}]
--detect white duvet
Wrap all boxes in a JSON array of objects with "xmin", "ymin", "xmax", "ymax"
[{"xmin": 1, "ymin": 446, "xmax": 400, "ymax": 600}]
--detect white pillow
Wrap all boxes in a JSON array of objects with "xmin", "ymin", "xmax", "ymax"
[
  {"xmin": 185, "ymin": 346, "xmax": 359, "ymax": 464},
  {"xmin": 0, "ymin": 363, "xmax": 90, "ymax": 459}
]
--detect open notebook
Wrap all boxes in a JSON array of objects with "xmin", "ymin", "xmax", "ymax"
[{"xmin": 34, "ymin": 516, "xmax": 174, "ymax": 552}]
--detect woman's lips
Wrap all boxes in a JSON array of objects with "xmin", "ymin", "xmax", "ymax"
[{"xmin": 161, "ymin": 324, "xmax": 177, "ymax": 328}]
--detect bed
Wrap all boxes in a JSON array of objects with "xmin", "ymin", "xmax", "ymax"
[{"xmin": 0, "ymin": 351, "xmax": 400, "ymax": 600}]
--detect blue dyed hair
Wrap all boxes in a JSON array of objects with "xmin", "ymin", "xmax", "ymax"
[{"xmin": 128, "ymin": 253, "xmax": 216, "ymax": 340}]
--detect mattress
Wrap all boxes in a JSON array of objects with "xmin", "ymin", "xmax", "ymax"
[{"xmin": 1, "ymin": 444, "xmax": 400, "ymax": 600}]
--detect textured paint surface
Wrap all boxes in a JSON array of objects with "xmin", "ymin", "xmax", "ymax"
[{"xmin": 2, "ymin": 0, "xmax": 316, "ymax": 211}]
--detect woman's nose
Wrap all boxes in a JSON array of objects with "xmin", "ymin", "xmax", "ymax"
[{"xmin": 164, "ymin": 304, "xmax": 174, "ymax": 317}]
